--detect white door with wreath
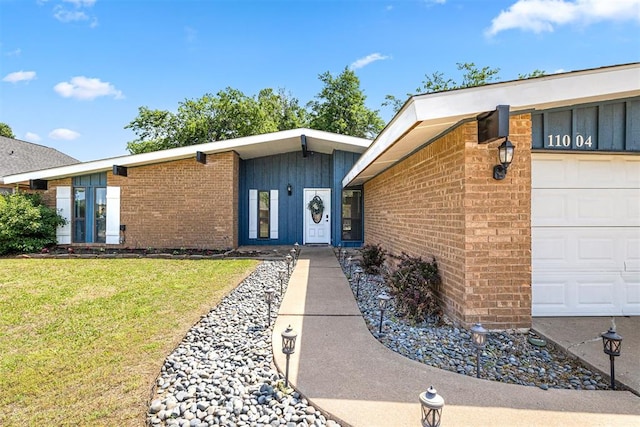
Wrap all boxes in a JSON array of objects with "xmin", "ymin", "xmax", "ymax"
[{"xmin": 303, "ymin": 188, "xmax": 331, "ymax": 244}]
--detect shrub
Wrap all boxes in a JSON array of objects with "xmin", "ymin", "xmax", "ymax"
[
  {"xmin": 385, "ymin": 253, "xmax": 442, "ymax": 323},
  {"xmin": 0, "ymin": 192, "xmax": 67, "ymax": 255},
  {"xmin": 360, "ymin": 243, "xmax": 386, "ymax": 275}
]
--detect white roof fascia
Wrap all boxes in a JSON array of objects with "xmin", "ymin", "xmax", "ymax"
[
  {"xmin": 343, "ymin": 64, "xmax": 640, "ymax": 188},
  {"xmin": 4, "ymin": 128, "xmax": 371, "ymax": 184}
]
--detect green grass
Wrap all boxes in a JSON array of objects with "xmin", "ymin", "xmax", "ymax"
[{"xmin": 0, "ymin": 258, "xmax": 258, "ymax": 426}]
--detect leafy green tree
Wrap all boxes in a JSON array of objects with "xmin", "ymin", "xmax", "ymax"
[
  {"xmin": 0, "ymin": 192, "xmax": 67, "ymax": 255},
  {"xmin": 0, "ymin": 122, "xmax": 15, "ymax": 138},
  {"xmin": 126, "ymin": 87, "xmax": 308, "ymax": 154},
  {"xmin": 308, "ymin": 67, "xmax": 384, "ymax": 139},
  {"xmin": 384, "ymin": 63, "xmax": 546, "ymax": 114}
]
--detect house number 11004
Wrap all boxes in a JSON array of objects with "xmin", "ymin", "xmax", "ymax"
[{"xmin": 547, "ymin": 134, "xmax": 593, "ymax": 148}]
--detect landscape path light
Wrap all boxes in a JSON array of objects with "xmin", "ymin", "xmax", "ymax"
[
  {"xmin": 347, "ymin": 256, "xmax": 353, "ymax": 276},
  {"xmin": 353, "ymin": 267, "xmax": 363, "ymax": 299},
  {"xmin": 294, "ymin": 242, "xmax": 300, "ymax": 259},
  {"xmin": 285, "ymin": 254, "xmax": 293, "ymax": 276},
  {"xmin": 340, "ymin": 249, "xmax": 347, "ymax": 265},
  {"xmin": 470, "ymin": 323, "xmax": 488, "ymax": 378},
  {"xmin": 290, "ymin": 248, "xmax": 297, "ymax": 266},
  {"xmin": 281, "ymin": 325, "xmax": 298, "ymax": 387},
  {"xmin": 264, "ymin": 288, "xmax": 275, "ymax": 327},
  {"xmin": 377, "ymin": 293, "xmax": 391, "ymax": 335},
  {"xmin": 601, "ymin": 327, "xmax": 623, "ymax": 390},
  {"xmin": 278, "ymin": 270, "xmax": 285, "ymax": 295},
  {"xmin": 419, "ymin": 386, "xmax": 444, "ymax": 427}
]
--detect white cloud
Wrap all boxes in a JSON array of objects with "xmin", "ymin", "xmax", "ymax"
[
  {"xmin": 350, "ymin": 53, "xmax": 391, "ymax": 70},
  {"xmin": 63, "ymin": 0, "xmax": 96, "ymax": 6},
  {"xmin": 54, "ymin": 76, "xmax": 124, "ymax": 100},
  {"xmin": 53, "ymin": 6, "xmax": 88, "ymax": 23},
  {"xmin": 25, "ymin": 132, "xmax": 42, "ymax": 142},
  {"xmin": 486, "ymin": 0, "xmax": 640, "ymax": 36},
  {"xmin": 6, "ymin": 48, "xmax": 22, "ymax": 56},
  {"xmin": 3, "ymin": 71, "xmax": 36, "ymax": 83},
  {"xmin": 49, "ymin": 128, "xmax": 80, "ymax": 140}
]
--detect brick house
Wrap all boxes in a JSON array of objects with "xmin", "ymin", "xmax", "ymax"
[
  {"xmin": 343, "ymin": 63, "xmax": 639, "ymax": 328},
  {"xmin": 5, "ymin": 63, "xmax": 639, "ymax": 329}
]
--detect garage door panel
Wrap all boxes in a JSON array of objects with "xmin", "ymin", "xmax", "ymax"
[
  {"xmin": 533, "ymin": 273, "xmax": 639, "ymax": 316},
  {"xmin": 533, "ymin": 227, "xmax": 636, "ymax": 272},
  {"xmin": 532, "ymin": 189, "xmax": 639, "ymax": 227},
  {"xmin": 533, "ymin": 154, "xmax": 640, "ymax": 188}
]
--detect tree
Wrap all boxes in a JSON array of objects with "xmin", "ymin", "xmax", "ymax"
[
  {"xmin": 0, "ymin": 122, "xmax": 15, "ymax": 138},
  {"xmin": 308, "ymin": 67, "xmax": 384, "ymax": 139},
  {"xmin": 126, "ymin": 87, "xmax": 309, "ymax": 154},
  {"xmin": 0, "ymin": 192, "xmax": 67, "ymax": 255},
  {"xmin": 383, "ymin": 63, "xmax": 544, "ymax": 114}
]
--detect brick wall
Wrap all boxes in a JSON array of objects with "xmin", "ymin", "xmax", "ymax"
[
  {"xmin": 109, "ymin": 152, "xmax": 239, "ymax": 249},
  {"xmin": 364, "ymin": 115, "xmax": 532, "ymax": 329}
]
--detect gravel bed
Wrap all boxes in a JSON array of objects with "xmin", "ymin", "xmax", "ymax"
[
  {"xmin": 340, "ymin": 259, "xmax": 611, "ymax": 391},
  {"xmin": 148, "ymin": 260, "xmax": 342, "ymax": 427}
]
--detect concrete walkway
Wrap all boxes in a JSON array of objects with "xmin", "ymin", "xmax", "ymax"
[{"xmin": 271, "ymin": 246, "xmax": 640, "ymax": 427}]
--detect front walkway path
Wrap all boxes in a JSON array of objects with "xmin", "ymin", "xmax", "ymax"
[{"xmin": 271, "ymin": 246, "xmax": 640, "ymax": 427}]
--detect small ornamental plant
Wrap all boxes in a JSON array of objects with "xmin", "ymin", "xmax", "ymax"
[{"xmin": 360, "ymin": 243, "xmax": 386, "ymax": 275}]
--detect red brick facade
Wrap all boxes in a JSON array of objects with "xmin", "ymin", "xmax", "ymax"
[
  {"xmin": 41, "ymin": 152, "xmax": 239, "ymax": 250},
  {"xmin": 364, "ymin": 115, "xmax": 532, "ymax": 329}
]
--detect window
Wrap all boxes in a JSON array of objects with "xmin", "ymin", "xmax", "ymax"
[
  {"xmin": 95, "ymin": 187, "xmax": 106, "ymax": 243},
  {"xmin": 342, "ymin": 189, "xmax": 362, "ymax": 241},
  {"xmin": 73, "ymin": 187, "xmax": 86, "ymax": 243},
  {"xmin": 258, "ymin": 190, "xmax": 270, "ymax": 239}
]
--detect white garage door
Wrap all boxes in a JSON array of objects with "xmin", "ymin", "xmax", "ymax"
[{"xmin": 532, "ymin": 153, "xmax": 640, "ymax": 316}]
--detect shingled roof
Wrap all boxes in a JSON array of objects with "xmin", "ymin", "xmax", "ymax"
[{"xmin": 0, "ymin": 136, "xmax": 79, "ymax": 183}]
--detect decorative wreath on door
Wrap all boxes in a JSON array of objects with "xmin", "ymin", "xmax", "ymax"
[{"xmin": 307, "ymin": 195, "xmax": 324, "ymax": 224}]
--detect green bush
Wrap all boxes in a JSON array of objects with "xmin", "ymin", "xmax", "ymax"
[
  {"xmin": 385, "ymin": 253, "xmax": 442, "ymax": 323},
  {"xmin": 360, "ymin": 243, "xmax": 386, "ymax": 275},
  {"xmin": 0, "ymin": 192, "xmax": 67, "ymax": 255}
]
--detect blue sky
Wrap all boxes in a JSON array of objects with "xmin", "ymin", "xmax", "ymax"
[{"xmin": 1, "ymin": 0, "xmax": 639, "ymax": 162}]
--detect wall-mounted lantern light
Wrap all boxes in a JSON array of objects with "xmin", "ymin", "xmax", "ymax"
[
  {"xmin": 601, "ymin": 327, "xmax": 623, "ymax": 390},
  {"xmin": 287, "ymin": 183, "xmax": 292, "ymax": 196},
  {"xmin": 493, "ymin": 139, "xmax": 515, "ymax": 180}
]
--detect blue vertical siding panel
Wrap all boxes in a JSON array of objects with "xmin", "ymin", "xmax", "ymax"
[
  {"xmin": 599, "ymin": 102, "xmax": 626, "ymax": 151},
  {"xmin": 331, "ymin": 150, "xmax": 363, "ymax": 248}
]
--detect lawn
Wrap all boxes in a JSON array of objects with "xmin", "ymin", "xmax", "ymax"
[{"xmin": 0, "ymin": 258, "xmax": 258, "ymax": 426}]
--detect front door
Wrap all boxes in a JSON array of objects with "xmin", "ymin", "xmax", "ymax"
[{"xmin": 304, "ymin": 188, "xmax": 331, "ymax": 244}]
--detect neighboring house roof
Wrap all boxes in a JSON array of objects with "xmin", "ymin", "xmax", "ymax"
[
  {"xmin": 0, "ymin": 136, "xmax": 79, "ymax": 184},
  {"xmin": 3, "ymin": 128, "xmax": 372, "ymax": 184},
  {"xmin": 343, "ymin": 62, "xmax": 640, "ymax": 187}
]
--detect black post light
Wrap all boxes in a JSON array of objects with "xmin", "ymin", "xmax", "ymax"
[
  {"xmin": 601, "ymin": 327, "xmax": 623, "ymax": 390},
  {"xmin": 290, "ymin": 248, "xmax": 297, "ymax": 267},
  {"xmin": 281, "ymin": 325, "xmax": 298, "ymax": 387},
  {"xmin": 285, "ymin": 254, "xmax": 293, "ymax": 276},
  {"xmin": 347, "ymin": 256, "xmax": 353, "ymax": 276},
  {"xmin": 470, "ymin": 323, "xmax": 488, "ymax": 378},
  {"xmin": 419, "ymin": 386, "xmax": 444, "ymax": 427},
  {"xmin": 278, "ymin": 270, "xmax": 286, "ymax": 295},
  {"xmin": 377, "ymin": 293, "xmax": 391, "ymax": 335},
  {"xmin": 493, "ymin": 139, "xmax": 515, "ymax": 180},
  {"xmin": 353, "ymin": 267, "xmax": 363, "ymax": 299},
  {"xmin": 265, "ymin": 288, "xmax": 275, "ymax": 327}
]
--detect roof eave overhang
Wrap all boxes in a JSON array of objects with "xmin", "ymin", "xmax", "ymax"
[
  {"xmin": 343, "ymin": 63, "xmax": 640, "ymax": 188},
  {"xmin": 4, "ymin": 128, "xmax": 371, "ymax": 184}
]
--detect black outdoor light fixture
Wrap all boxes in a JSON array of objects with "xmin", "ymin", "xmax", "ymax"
[
  {"xmin": 353, "ymin": 267, "xmax": 363, "ymax": 299},
  {"xmin": 419, "ymin": 386, "xmax": 445, "ymax": 427},
  {"xmin": 287, "ymin": 183, "xmax": 292, "ymax": 196},
  {"xmin": 347, "ymin": 256, "xmax": 353, "ymax": 276},
  {"xmin": 264, "ymin": 288, "xmax": 275, "ymax": 327},
  {"xmin": 278, "ymin": 270, "xmax": 286, "ymax": 295},
  {"xmin": 290, "ymin": 248, "xmax": 297, "ymax": 267},
  {"xmin": 493, "ymin": 139, "xmax": 515, "ymax": 180},
  {"xmin": 281, "ymin": 325, "xmax": 298, "ymax": 387},
  {"xmin": 601, "ymin": 327, "xmax": 623, "ymax": 390},
  {"xmin": 470, "ymin": 322, "xmax": 488, "ymax": 378},
  {"xmin": 377, "ymin": 293, "xmax": 391, "ymax": 335},
  {"xmin": 340, "ymin": 249, "xmax": 347, "ymax": 265},
  {"xmin": 285, "ymin": 254, "xmax": 293, "ymax": 276}
]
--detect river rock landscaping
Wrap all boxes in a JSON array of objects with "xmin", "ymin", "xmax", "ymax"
[{"xmin": 147, "ymin": 260, "xmax": 342, "ymax": 427}]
